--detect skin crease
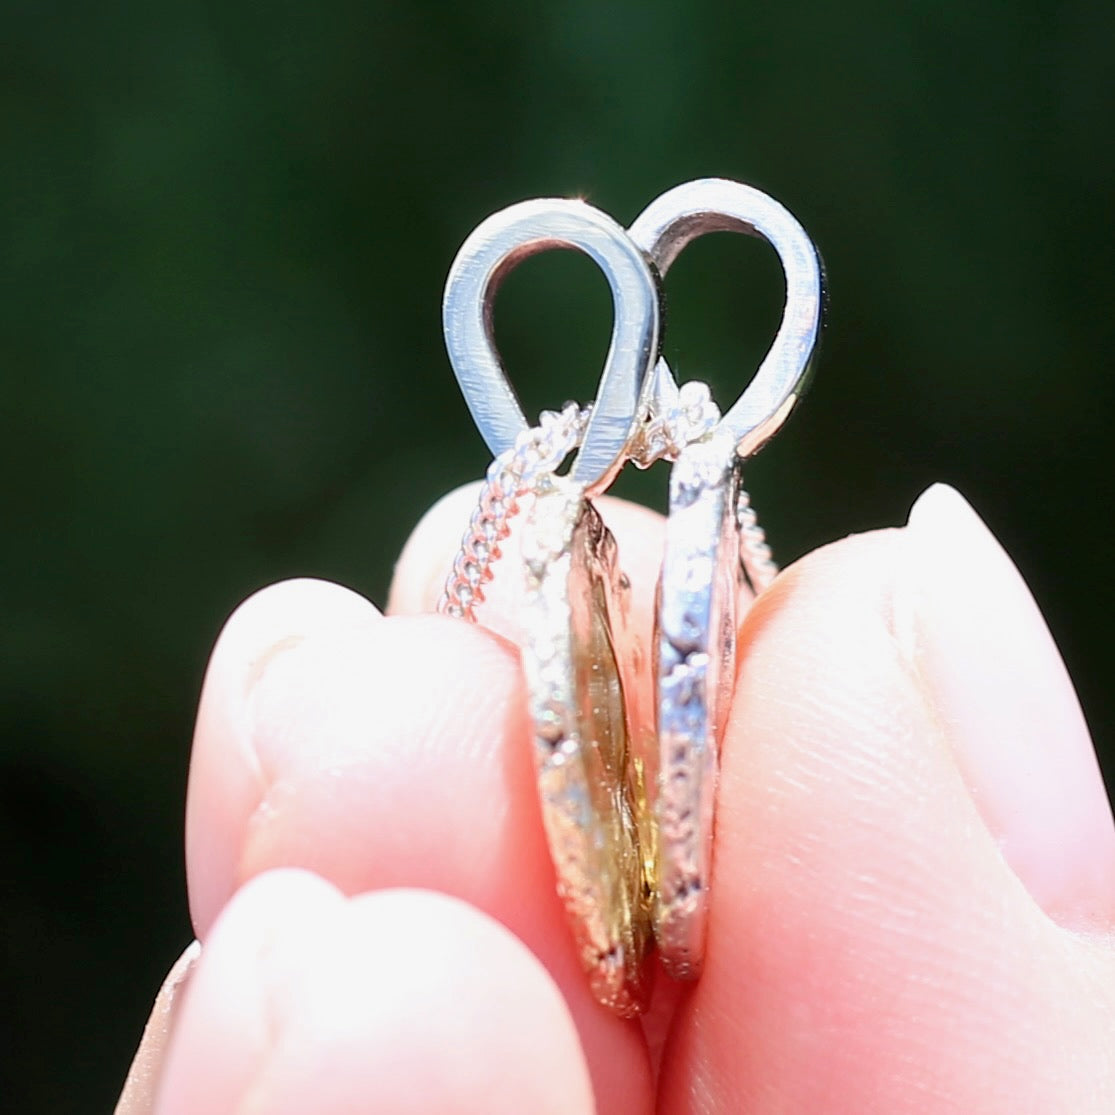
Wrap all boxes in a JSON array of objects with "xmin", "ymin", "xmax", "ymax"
[{"xmin": 148, "ymin": 484, "xmax": 1115, "ymax": 1114}]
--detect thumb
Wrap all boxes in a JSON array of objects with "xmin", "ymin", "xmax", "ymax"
[{"xmin": 661, "ymin": 484, "xmax": 1115, "ymax": 1114}]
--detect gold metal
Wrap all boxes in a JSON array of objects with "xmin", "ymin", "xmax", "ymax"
[{"xmin": 520, "ymin": 481, "xmax": 653, "ymax": 1016}]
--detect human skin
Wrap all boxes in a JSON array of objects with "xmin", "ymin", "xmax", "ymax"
[{"xmin": 120, "ymin": 483, "xmax": 1115, "ymax": 1114}]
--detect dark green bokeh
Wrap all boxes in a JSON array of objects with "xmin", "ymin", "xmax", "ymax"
[{"xmin": 3, "ymin": 2, "xmax": 1113, "ymax": 1108}]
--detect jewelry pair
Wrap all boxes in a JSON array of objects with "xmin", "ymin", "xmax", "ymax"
[{"xmin": 438, "ymin": 179, "xmax": 823, "ymax": 1016}]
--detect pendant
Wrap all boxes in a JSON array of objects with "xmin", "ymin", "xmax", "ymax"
[
  {"xmin": 439, "ymin": 196, "xmax": 660, "ymax": 1015},
  {"xmin": 627, "ymin": 179, "xmax": 824, "ymax": 979},
  {"xmin": 437, "ymin": 179, "xmax": 824, "ymax": 1010}
]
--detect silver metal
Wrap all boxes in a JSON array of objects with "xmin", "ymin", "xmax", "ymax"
[
  {"xmin": 439, "ymin": 403, "xmax": 589, "ymax": 621},
  {"xmin": 628, "ymin": 177, "xmax": 823, "ymax": 459},
  {"xmin": 436, "ymin": 388, "xmax": 767, "ymax": 1009},
  {"xmin": 438, "ymin": 197, "xmax": 662, "ymax": 1015},
  {"xmin": 437, "ymin": 179, "xmax": 818, "ymax": 995},
  {"xmin": 736, "ymin": 485, "xmax": 778, "ymax": 594},
  {"xmin": 627, "ymin": 178, "xmax": 823, "ymax": 979},
  {"xmin": 653, "ymin": 433, "xmax": 744, "ymax": 978},
  {"xmin": 443, "ymin": 198, "xmax": 660, "ymax": 493}
]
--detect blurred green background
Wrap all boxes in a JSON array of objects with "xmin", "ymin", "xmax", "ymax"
[{"xmin": 3, "ymin": 1, "xmax": 1113, "ymax": 1108}]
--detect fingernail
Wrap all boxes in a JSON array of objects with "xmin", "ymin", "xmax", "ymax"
[
  {"xmin": 904, "ymin": 483, "xmax": 1115, "ymax": 929},
  {"xmin": 115, "ymin": 941, "xmax": 201, "ymax": 1115}
]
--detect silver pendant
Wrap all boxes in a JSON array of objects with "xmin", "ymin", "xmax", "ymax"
[
  {"xmin": 440, "ymin": 197, "xmax": 661, "ymax": 1015},
  {"xmin": 628, "ymin": 179, "xmax": 824, "ymax": 979},
  {"xmin": 437, "ymin": 179, "xmax": 823, "ymax": 1010}
]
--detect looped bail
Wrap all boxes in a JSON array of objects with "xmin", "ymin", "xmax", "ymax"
[
  {"xmin": 627, "ymin": 178, "xmax": 824, "ymax": 459},
  {"xmin": 443, "ymin": 198, "xmax": 661, "ymax": 493}
]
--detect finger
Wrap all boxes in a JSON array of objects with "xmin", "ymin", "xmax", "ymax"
[
  {"xmin": 186, "ymin": 577, "xmax": 382, "ymax": 930},
  {"xmin": 155, "ymin": 871, "xmax": 595, "ymax": 1115},
  {"xmin": 903, "ymin": 484, "xmax": 1115, "ymax": 925},
  {"xmin": 115, "ymin": 942, "xmax": 200, "ymax": 1115},
  {"xmin": 660, "ymin": 485, "xmax": 1115, "ymax": 1114},
  {"xmin": 186, "ymin": 584, "xmax": 652, "ymax": 1113}
]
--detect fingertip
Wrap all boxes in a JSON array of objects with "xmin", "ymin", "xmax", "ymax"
[
  {"xmin": 156, "ymin": 874, "xmax": 595, "ymax": 1115},
  {"xmin": 662, "ymin": 522, "xmax": 1115, "ymax": 1113},
  {"xmin": 185, "ymin": 603, "xmax": 652, "ymax": 1112},
  {"xmin": 904, "ymin": 483, "xmax": 1115, "ymax": 929},
  {"xmin": 187, "ymin": 579, "xmax": 381, "ymax": 934},
  {"xmin": 214, "ymin": 578, "xmax": 383, "ymax": 660}
]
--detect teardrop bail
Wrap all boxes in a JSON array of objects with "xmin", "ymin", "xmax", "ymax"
[
  {"xmin": 627, "ymin": 177, "xmax": 824, "ymax": 459},
  {"xmin": 442, "ymin": 197, "xmax": 661, "ymax": 494}
]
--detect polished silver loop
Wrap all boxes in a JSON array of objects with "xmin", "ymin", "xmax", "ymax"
[
  {"xmin": 627, "ymin": 178, "xmax": 823, "ymax": 459},
  {"xmin": 443, "ymin": 198, "xmax": 660, "ymax": 492}
]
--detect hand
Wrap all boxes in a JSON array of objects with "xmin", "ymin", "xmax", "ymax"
[{"xmin": 119, "ymin": 483, "xmax": 1115, "ymax": 1114}]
